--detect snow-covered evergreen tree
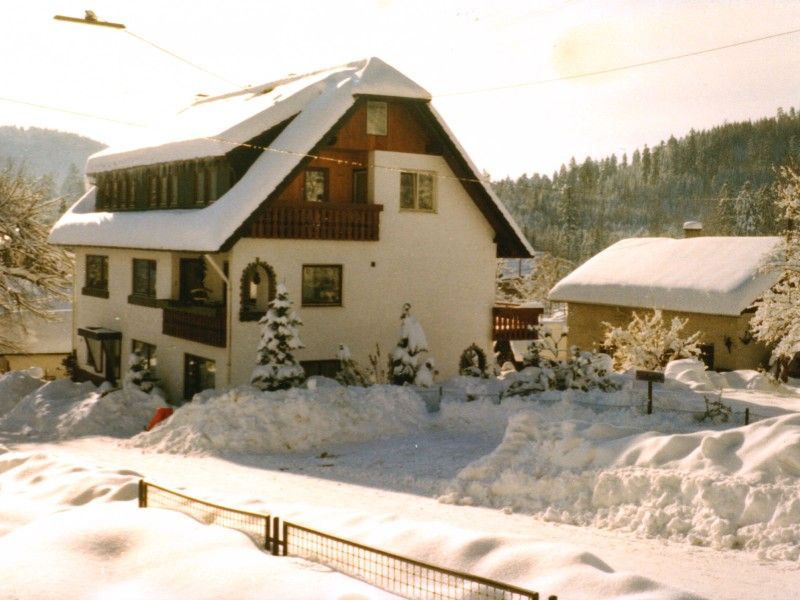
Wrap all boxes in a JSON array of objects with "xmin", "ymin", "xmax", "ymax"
[
  {"xmin": 0, "ymin": 165, "xmax": 72, "ymax": 351},
  {"xmin": 123, "ymin": 351, "xmax": 153, "ymax": 393},
  {"xmin": 602, "ymin": 309, "xmax": 703, "ymax": 371},
  {"xmin": 751, "ymin": 165, "xmax": 800, "ymax": 381},
  {"xmin": 389, "ymin": 303, "xmax": 433, "ymax": 385},
  {"xmin": 335, "ymin": 344, "xmax": 370, "ymax": 387},
  {"xmin": 250, "ymin": 284, "xmax": 305, "ymax": 391}
]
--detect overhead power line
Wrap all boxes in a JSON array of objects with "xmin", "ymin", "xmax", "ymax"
[
  {"xmin": 0, "ymin": 95, "xmax": 145, "ymax": 127},
  {"xmin": 437, "ymin": 25, "xmax": 800, "ymax": 97}
]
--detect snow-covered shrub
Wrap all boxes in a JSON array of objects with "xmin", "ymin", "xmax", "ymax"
[
  {"xmin": 505, "ymin": 336, "xmax": 617, "ymax": 397},
  {"xmin": 751, "ymin": 165, "xmax": 800, "ymax": 381},
  {"xmin": 123, "ymin": 351, "xmax": 154, "ymax": 393},
  {"xmin": 367, "ymin": 343, "xmax": 388, "ymax": 385},
  {"xmin": 414, "ymin": 358, "xmax": 437, "ymax": 387},
  {"xmin": 697, "ymin": 395, "xmax": 732, "ymax": 423},
  {"xmin": 389, "ymin": 303, "xmax": 434, "ymax": 386},
  {"xmin": 250, "ymin": 284, "xmax": 305, "ymax": 391},
  {"xmin": 458, "ymin": 343, "xmax": 491, "ymax": 378},
  {"xmin": 602, "ymin": 309, "xmax": 703, "ymax": 371},
  {"xmin": 335, "ymin": 344, "xmax": 370, "ymax": 387}
]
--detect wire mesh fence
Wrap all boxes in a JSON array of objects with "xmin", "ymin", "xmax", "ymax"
[
  {"xmin": 138, "ymin": 480, "xmax": 555, "ymax": 600},
  {"xmin": 283, "ymin": 521, "xmax": 547, "ymax": 600},
  {"xmin": 139, "ymin": 480, "xmax": 276, "ymax": 551}
]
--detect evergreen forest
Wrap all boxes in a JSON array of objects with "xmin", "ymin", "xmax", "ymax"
[{"xmin": 493, "ymin": 107, "xmax": 800, "ymax": 263}]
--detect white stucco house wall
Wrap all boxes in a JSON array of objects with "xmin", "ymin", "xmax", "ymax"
[{"xmin": 49, "ymin": 58, "xmax": 533, "ymax": 401}]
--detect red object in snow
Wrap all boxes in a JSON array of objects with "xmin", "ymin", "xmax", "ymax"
[{"xmin": 146, "ymin": 407, "xmax": 174, "ymax": 431}]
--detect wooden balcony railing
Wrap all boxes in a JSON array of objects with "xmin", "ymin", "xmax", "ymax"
[
  {"xmin": 249, "ymin": 202, "xmax": 383, "ymax": 241},
  {"xmin": 163, "ymin": 304, "xmax": 226, "ymax": 347},
  {"xmin": 492, "ymin": 305, "xmax": 543, "ymax": 341}
]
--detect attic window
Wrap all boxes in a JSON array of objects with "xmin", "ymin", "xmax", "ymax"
[{"xmin": 366, "ymin": 101, "xmax": 387, "ymax": 136}]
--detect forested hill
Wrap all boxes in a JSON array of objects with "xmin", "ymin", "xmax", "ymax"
[
  {"xmin": 0, "ymin": 125, "xmax": 105, "ymax": 192},
  {"xmin": 493, "ymin": 107, "xmax": 800, "ymax": 264}
]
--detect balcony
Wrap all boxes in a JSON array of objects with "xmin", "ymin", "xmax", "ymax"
[
  {"xmin": 249, "ymin": 202, "xmax": 383, "ymax": 241},
  {"xmin": 162, "ymin": 303, "xmax": 226, "ymax": 347},
  {"xmin": 492, "ymin": 305, "xmax": 543, "ymax": 341}
]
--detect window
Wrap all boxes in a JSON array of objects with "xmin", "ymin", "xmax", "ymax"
[
  {"xmin": 130, "ymin": 259, "xmax": 157, "ymax": 306},
  {"xmin": 184, "ymin": 354, "xmax": 215, "ymax": 400},
  {"xmin": 400, "ymin": 171, "xmax": 436, "ymax": 211},
  {"xmin": 240, "ymin": 260, "xmax": 276, "ymax": 321},
  {"xmin": 302, "ymin": 265, "xmax": 342, "ymax": 306},
  {"xmin": 366, "ymin": 100, "xmax": 388, "ymax": 136},
  {"xmin": 83, "ymin": 255, "xmax": 109, "ymax": 298},
  {"xmin": 353, "ymin": 169, "xmax": 368, "ymax": 204},
  {"xmin": 132, "ymin": 339, "xmax": 157, "ymax": 372},
  {"xmin": 304, "ymin": 168, "xmax": 328, "ymax": 202}
]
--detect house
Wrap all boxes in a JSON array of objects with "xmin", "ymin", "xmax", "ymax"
[
  {"xmin": 548, "ymin": 231, "xmax": 782, "ymax": 371},
  {"xmin": 49, "ymin": 58, "xmax": 533, "ymax": 400},
  {"xmin": 0, "ymin": 300, "xmax": 71, "ymax": 379}
]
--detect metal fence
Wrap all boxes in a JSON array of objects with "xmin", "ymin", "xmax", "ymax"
[{"xmin": 138, "ymin": 480, "xmax": 555, "ymax": 600}]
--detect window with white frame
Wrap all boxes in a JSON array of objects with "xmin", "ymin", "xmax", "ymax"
[{"xmin": 399, "ymin": 171, "xmax": 436, "ymax": 211}]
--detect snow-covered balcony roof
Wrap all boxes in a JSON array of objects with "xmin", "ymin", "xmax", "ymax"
[{"xmin": 549, "ymin": 236, "xmax": 783, "ymax": 316}]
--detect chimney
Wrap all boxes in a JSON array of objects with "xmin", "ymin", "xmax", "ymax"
[{"xmin": 683, "ymin": 221, "xmax": 703, "ymax": 239}]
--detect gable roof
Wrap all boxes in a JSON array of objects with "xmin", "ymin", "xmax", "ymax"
[
  {"xmin": 548, "ymin": 236, "xmax": 782, "ymax": 316},
  {"xmin": 49, "ymin": 58, "xmax": 532, "ymax": 257}
]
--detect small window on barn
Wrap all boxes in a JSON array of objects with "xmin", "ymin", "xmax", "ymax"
[
  {"xmin": 304, "ymin": 168, "xmax": 328, "ymax": 202},
  {"xmin": 366, "ymin": 100, "xmax": 387, "ymax": 136}
]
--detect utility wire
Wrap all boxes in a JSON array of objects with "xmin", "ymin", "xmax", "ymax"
[
  {"xmin": 437, "ymin": 25, "xmax": 800, "ymax": 97},
  {"xmin": 124, "ymin": 30, "xmax": 247, "ymax": 90},
  {"xmin": 0, "ymin": 96, "xmax": 145, "ymax": 127}
]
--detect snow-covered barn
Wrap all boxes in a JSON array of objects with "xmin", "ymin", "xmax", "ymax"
[
  {"xmin": 549, "ymin": 235, "xmax": 782, "ymax": 371},
  {"xmin": 49, "ymin": 58, "xmax": 533, "ymax": 400}
]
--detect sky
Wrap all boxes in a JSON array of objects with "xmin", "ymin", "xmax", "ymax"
[{"xmin": 2, "ymin": 0, "xmax": 800, "ymax": 178}]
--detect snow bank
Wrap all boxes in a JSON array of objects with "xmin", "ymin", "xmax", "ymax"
[
  {"xmin": 0, "ymin": 379, "xmax": 166, "ymax": 439},
  {"xmin": 131, "ymin": 384, "xmax": 430, "ymax": 454},
  {"xmin": 664, "ymin": 358, "xmax": 781, "ymax": 392},
  {"xmin": 0, "ymin": 451, "xmax": 396, "ymax": 599},
  {"xmin": 0, "ymin": 371, "xmax": 44, "ymax": 416},
  {"xmin": 441, "ymin": 410, "xmax": 800, "ymax": 560}
]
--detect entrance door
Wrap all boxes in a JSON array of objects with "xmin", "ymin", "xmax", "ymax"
[{"xmin": 183, "ymin": 354, "xmax": 216, "ymax": 400}]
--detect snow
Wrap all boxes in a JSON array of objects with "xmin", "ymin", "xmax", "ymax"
[
  {"xmin": 48, "ymin": 58, "xmax": 532, "ymax": 257},
  {"xmin": 1, "ymin": 364, "xmax": 800, "ymax": 599},
  {"xmin": 549, "ymin": 237, "xmax": 782, "ymax": 316}
]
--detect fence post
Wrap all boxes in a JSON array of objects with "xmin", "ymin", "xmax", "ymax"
[
  {"xmin": 282, "ymin": 519, "xmax": 288, "ymax": 556},
  {"xmin": 272, "ymin": 517, "xmax": 281, "ymax": 556},
  {"xmin": 265, "ymin": 515, "xmax": 271, "ymax": 552},
  {"xmin": 745, "ymin": 407, "xmax": 750, "ymax": 425},
  {"xmin": 138, "ymin": 479, "xmax": 148, "ymax": 508}
]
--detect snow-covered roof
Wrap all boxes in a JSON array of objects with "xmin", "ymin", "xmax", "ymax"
[
  {"xmin": 49, "ymin": 58, "xmax": 532, "ymax": 256},
  {"xmin": 549, "ymin": 236, "xmax": 782, "ymax": 316}
]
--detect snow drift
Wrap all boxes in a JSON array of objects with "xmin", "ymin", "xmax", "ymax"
[
  {"xmin": 0, "ymin": 379, "xmax": 167, "ymax": 439},
  {"xmin": 131, "ymin": 384, "xmax": 430, "ymax": 454},
  {"xmin": 442, "ymin": 409, "xmax": 800, "ymax": 560}
]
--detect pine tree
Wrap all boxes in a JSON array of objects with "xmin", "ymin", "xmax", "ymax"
[
  {"xmin": 389, "ymin": 303, "xmax": 432, "ymax": 385},
  {"xmin": 335, "ymin": 344, "xmax": 370, "ymax": 386},
  {"xmin": 250, "ymin": 284, "xmax": 305, "ymax": 391},
  {"xmin": 750, "ymin": 165, "xmax": 800, "ymax": 380},
  {"xmin": 0, "ymin": 165, "xmax": 72, "ymax": 351}
]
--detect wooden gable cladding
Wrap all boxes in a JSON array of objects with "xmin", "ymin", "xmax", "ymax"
[{"xmin": 271, "ymin": 99, "xmax": 434, "ymax": 205}]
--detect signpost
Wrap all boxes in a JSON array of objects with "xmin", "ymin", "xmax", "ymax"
[{"xmin": 635, "ymin": 369, "xmax": 665, "ymax": 415}]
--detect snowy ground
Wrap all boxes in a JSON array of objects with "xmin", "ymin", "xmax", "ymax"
[{"xmin": 1, "ymin": 361, "xmax": 799, "ymax": 599}]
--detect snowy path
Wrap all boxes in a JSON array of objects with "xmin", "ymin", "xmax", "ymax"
[{"xmin": 10, "ymin": 432, "xmax": 799, "ymax": 600}]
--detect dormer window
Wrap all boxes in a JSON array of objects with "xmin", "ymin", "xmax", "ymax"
[{"xmin": 366, "ymin": 100, "xmax": 387, "ymax": 136}]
